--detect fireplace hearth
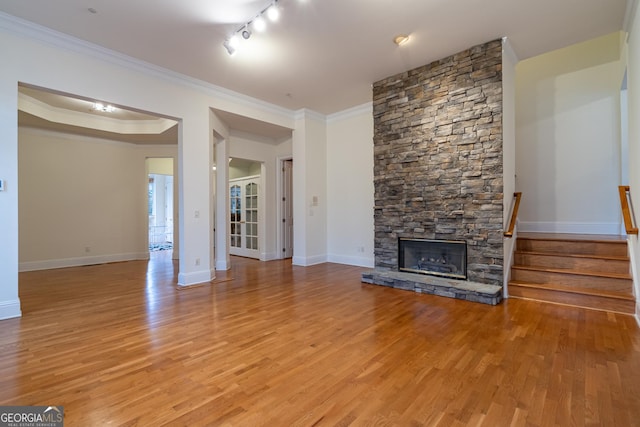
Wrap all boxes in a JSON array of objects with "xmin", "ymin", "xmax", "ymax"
[{"xmin": 399, "ymin": 238, "xmax": 467, "ymax": 280}]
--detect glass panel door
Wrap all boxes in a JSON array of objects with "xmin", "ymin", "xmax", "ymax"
[
  {"xmin": 230, "ymin": 184, "xmax": 241, "ymax": 248},
  {"xmin": 229, "ymin": 177, "xmax": 260, "ymax": 259},
  {"xmin": 245, "ymin": 182, "xmax": 258, "ymax": 250}
]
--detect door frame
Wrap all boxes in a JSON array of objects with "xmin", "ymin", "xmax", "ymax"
[{"xmin": 276, "ymin": 156, "xmax": 293, "ymax": 259}]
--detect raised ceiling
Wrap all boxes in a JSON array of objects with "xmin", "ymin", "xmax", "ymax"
[{"xmin": 0, "ymin": 0, "xmax": 629, "ymax": 115}]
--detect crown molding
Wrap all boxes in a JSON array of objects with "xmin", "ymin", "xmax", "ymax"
[
  {"xmin": 326, "ymin": 102, "xmax": 372, "ymax": 123},
  {"xmin": 501, "ymin": 37, "xmax": 519, "ymax": 64},
  {"xmin": 624, "ymin": 0, "xmax": 639, "ymax": 35},
  {"xmin": 0, "ymin": 11, "xmax": 297, "ymax": 122},
  {"xmin": 293, "ymin": 108, "xmax": 326, "ymax": 122}
]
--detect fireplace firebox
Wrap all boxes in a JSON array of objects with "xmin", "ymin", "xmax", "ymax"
[{"xmin": 398, "ymin": 238, "xmax": 467, "ymax": 280}]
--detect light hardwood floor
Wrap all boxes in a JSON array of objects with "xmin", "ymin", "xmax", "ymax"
[{"xmin": 2, "ymin": 254, "xmax": 640, "ymax": 426}]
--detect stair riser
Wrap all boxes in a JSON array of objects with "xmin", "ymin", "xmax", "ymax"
[
  {"xmin": 511, "ymin": 269, "xmax": 632, "ymax": 292},
  {"xmin": 514, "ymin": 253, "xmax": 630, "ymax": 275},
  {"xmin": 509, "ymin": 285, "xmax": 636, "ymax": 315},
  {"xmin": 516, "ymin": 240, "xmax": 628, "ymax": 257}
]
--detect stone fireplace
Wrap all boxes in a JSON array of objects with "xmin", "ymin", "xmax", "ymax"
[{"xmin": 361, "ymin": 39, "xmax": 505, "ymax": 305}]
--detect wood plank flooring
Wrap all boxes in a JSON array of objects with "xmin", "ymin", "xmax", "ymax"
[{"xmin": 2, "ymin": 253, "xmax": 640, "ymax": 426}]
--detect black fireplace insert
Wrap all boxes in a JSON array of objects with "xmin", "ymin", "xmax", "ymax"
[{"xmin": 398, "ymin": 238, "xmax": 467, "ymax": 280}]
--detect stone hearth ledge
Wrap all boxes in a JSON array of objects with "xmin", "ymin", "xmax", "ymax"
[{"xmin": 361, "ymin": 269, "xmax": 502, "ymax": 305}]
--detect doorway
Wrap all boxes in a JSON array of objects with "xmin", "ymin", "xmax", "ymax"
[
  {"xmin": 147, "ymin": 158, "xmax": 174, "ymax": 254},
  {"xmin": 228, "ymin": 157, "xmax": 262, "ymax": 259}
]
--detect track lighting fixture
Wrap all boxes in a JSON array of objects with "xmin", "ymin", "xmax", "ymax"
[{"xmin": 223, "ymin": 0, "xmax": 283, "ymax": 56}]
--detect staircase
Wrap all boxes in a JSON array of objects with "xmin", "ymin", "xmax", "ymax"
[{"xmin": 508, "ymin": 233, "xmax": 636, "ymax": 314}]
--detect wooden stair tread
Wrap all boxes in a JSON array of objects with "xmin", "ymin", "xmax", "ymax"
[
  {"xmin": 511, "ymin": 265, "xmax": 631, "ymax": 280},
  {"xmin": 509, "ymin": 280, "xmax": 635, "ymax": 300},
  {"xmin": 514, "ymin": 250, "xmax": 629, "ymax": 262},
  {"xmin": 517, "ymin": 232, "xmax": 627, "ymax": 242}
]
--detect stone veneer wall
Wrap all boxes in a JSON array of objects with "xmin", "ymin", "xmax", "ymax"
[{"xmin": 372, "ymin": 39, "xmax": 504, "ymax": 286}]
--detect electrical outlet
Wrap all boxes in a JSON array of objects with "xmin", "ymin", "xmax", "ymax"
[
  {"xmin": 195, "ymin": 258, "xmax": 200, "ymax": 266},
  {"xmin": 85, "ymin": 246, "xmax": 91, "ymax": 253}
]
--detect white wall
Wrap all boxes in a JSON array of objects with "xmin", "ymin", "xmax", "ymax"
[
  {"xmin": 326, "ymin": 104, "xmax": 374, "ymax": 268},
  {"xmin": 18, "ymin": 127, "xmax": 178, "ymax": 270},
  {"xmin": 516, "ymin": 32, "xmax": 624, "ymax": 234},
  {"xmin": 148, "ymin": 157, "xmax": 174, "ymax": 175},
  {"xmin": 0, "ymin": 15, "xmax": 311, "ymax": 319},
  {"xmin": 292, "ymin": 111, "xmax": 328, "ymax": 266},
  {"xmin": 625, "ymin": 2, "xmax": 640, "ymax": 322},
  {"xmin": 502, "ymin": 39, "xmax": 518, "ymax": 296}
]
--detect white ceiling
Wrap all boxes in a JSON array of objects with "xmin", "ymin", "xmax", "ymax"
[{"xmin": 0, "ymin": 0, "xmax": 630, "ymax": 116}]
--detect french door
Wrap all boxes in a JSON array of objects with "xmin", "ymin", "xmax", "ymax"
[{"xmin": 229, "ymin": 176, "xmax": 260, "ymax": 259}]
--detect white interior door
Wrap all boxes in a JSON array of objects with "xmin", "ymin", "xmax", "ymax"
[{"xmin": 229, "ymin": 176, "xmax": 260, "ymax": 259}]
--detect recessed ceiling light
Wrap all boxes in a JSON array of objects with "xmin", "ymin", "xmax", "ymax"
[
  {"xmin": 93, "ymin": 102, "xmax": 115, "ymax": 113},
  {"xmin": 394, "ymin": 35, "xmax": 410, "ymax": 46}
]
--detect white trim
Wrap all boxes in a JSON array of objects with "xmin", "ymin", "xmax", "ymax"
[
  {"xmin": 501, "ymin": 37, "xmax": 520, "ymax": 64},
  {"xmin": 294, "ymin": 108, "xmax": 326, "ymax": 122},
  {"xmin": 177, "ymin": 269, "xmax": 213, "ymax": 287},
  {"xmin": 292, "ymin": 254, "xmax": 327, "ymax": 266},
  {"xmin": 327, "ymin": 102, "xmax": 373, "ymax": 123},
  {"xmin": 19, "ymin": 252, "xmax": 149, "ymax": 272},
  {"xmin": 215, "ymin": 260, "xmax": 230, "ymax": 271},
  {"xmin": 0, "ymin": 300, "xmax": 21, "ymax": 320},
  {"xmin": 260, "ymin": 251, "xmax": 279, "ymax": 261},
  {"xmin": 327, "ymin": 254, "xmax": 374, "ymax": 268},
  {"xmin": 518, "ymin": 221, "xmax": 622, "ymax": 235},
  {"xmin": 627, "ymin": 235, "xmax": 640, "ymax": 324},
  {"xmin": 0, "ymin": 12, "xmax": 296, "ymax": 122},
  {"xmin": 502, "ymin": 227, "xmax": 518, "ymax": 299},
  {"xmin": 624, "ymin": 0, "xmax": 639, "ymax": 35},
  {"xmin": 19, "ymin": 126, "xmax": 176, "ymax": 148}
]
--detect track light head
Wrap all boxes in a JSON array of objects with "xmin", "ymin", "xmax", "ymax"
[
  {"xmin": 242, "ymin": 28, "xmax": 251, "ymax": 39},
  {"xmin": 253, "ymin": 15, "xmax": 266, "ymax": 32},
  {"xmin": 267, "ymin": 4, "xmax": 280, "ymax": 21},
  {"xmin": 223, "ymin": 40, "xmax": 236, "ymax": 56}
]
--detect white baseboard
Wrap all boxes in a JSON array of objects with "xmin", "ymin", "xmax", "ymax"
[
  {"xmin": 216, "ymin": 259, "xmax": 229, "ymax": 271},
  {"xmin": 19, "ymin": 252, "xmax": 149, "ymax": 272},
  {"xmin": 503, "ymin": 229, "xmax": 518, "ymax": 298},
  {"xmin": 292, "ymin": 254, "xmax": 327, "ymax": 267},
  {"xmin": 519, "ymin": 221, "xmax": 622, "ymax": 235},
  {"xmin": 0, "ymin": 299, "xmax": 22, "ymax": 320},
  {"xmin": 626, "ymin": 236, "xmax": 640, "ymax": 326},
  {"xmin": 327, "ymin": 254, "xmax": 374, "ymax": 268},
  {"xmin": 261, "ymin": 251, "xmax": 279, "ymax": 261},
  {"xmin": 177, "ymin": 269, "xmax": 214, "ymax": 287}
]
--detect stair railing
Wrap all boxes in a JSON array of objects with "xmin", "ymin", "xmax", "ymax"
[
  {"xmin": 619, "ymin": 186, "xmax": 638, "ymax": 235},
  {"xmin": 504, "ymin": 192, "xmax": 522, "ymax": 238}
]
